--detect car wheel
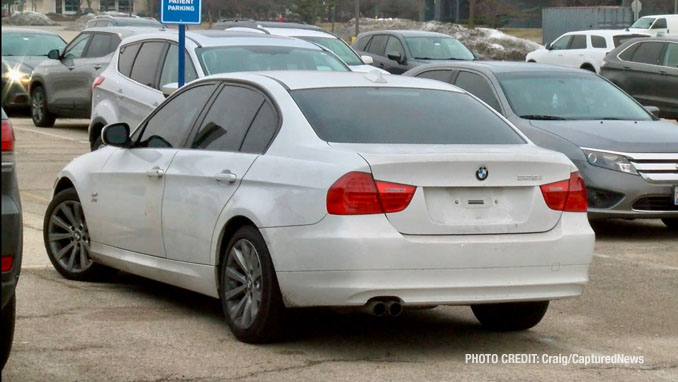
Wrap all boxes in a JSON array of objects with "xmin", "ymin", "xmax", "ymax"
[
  {"xmin": 0, "ymin": 295, "xmax": 15, "ymax": 370},
  {"xmin": 220, "ymin": 225, "xmax": 285, "ymax": 343},
  {"xmin": 662, "ymin": 218, "xmax": 678, "ymax": 230},
  {"xmin": 471, "ymin": 301, "xmax": 549, "ymax": 331},
  {"xmin": 43, "ymin": 188, "xmax": 107, "ymax": 281},
  {"xmin": 30, "ymin": 86, "xmax": 56, "ymax": 127}
]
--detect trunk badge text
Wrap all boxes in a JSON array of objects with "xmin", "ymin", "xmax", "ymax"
[{"xmin": 476, "ymin": 166, "xmax": 489, "ymax": 181}]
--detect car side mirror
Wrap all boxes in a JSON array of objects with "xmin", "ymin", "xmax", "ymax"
[
  {"xmin": 161, "ymin": 83, "xmax": 178, "ymax": 98},
  {"xmin": 361, "ymin": 55, "xmax": 374, "ymax": 65},
  {"xmin": 387, "ymin": 51, "xmax": 404, "ymax": 64},
  {"xmin": 47, "ymin": 49, "xmax": 60, "ymax": 60},
  {"xmin": 101, "ymin": 123, "xmax": 131, "ymax": 148},
  {"xmin": 643, "ymin": 105, "xmax": 660, "ymax": 118},
  {"xmin": 545, "ymin": 43, "xmax": 552, "ymax": 50}
]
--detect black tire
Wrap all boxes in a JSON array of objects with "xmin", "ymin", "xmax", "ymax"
[
  {"xmin": 472, "ymin": 301, "xmax": 549, "ymax": 331},
  {"xmin": 662, "ymin": 218, "xmax": 678, "ymax": 230},
  {"xmin": 31, "ymin": 85, "xmax": 56, "ymax": 127},
  {"xmin": 43, "ymin": 188, "xmax": 108, "ymax": 281},
  {"xmin": 0, "ymin": 295, "xmax": 16, "ymax": 370},
  {"xmin": 220, "ymin": 225, "xmax": 285, "ymax": 343}
]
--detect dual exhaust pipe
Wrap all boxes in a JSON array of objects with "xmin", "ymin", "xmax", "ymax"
[{"xmin": 364, "ymin": 299, "xmax": 403, "ymax": 317}]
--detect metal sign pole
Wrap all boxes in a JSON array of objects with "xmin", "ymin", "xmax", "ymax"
[{"xmin": 178, "ymin": 24, "xmax": 185, "ymax": 87}]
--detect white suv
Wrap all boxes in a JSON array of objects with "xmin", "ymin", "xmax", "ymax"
[
  {"xmin": 88, "ymin": 30, "xmax": 349, "ymax": 150},
  {"xmin": 526, "ymin": 30, "xmax": 649, "ymax": 73}
]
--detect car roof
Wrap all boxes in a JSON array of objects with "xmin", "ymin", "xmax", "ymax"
[
  {"xmin": 563, "ymin": 29, "xmax": 650, "ymax": 36},
  {"xmin": 616, "ymin": 36, "xmax": 678, "ymax": 44},
  {"xmin": 410, "ymin": 61, "xmax": 592, "ymax": 75},
  {"xmin": 84, "ymin": 26, "xmax": 162, "ymax": 37},
  {"xmin": 638, "ymin": 14, "xmax": 678, "ymax": 18},
  {"xmin": 358, "ymin": 30, "xmax": 452, "ymax": 38},
  {"xmin": 213, "ymin": 20, "xmax": 323, "ymax": 31},
  {"xmin": 119, "ymin": 29, "xmax": 326, "ymax": 49},
  {"xmin": 199, "ymin": 70, "xmax": 463, "ymax": 92},
  {"xmin": 1, "ymin": 27, "xmax": 61, "ymax": 36},
  {"xmin": 237, "ymin": 27, "xmax": 337, "ymax": 39}
]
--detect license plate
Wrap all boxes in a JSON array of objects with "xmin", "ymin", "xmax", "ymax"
[{"xmin": 675, "ymin": 186, "xmax": 678, "ymax": 206}]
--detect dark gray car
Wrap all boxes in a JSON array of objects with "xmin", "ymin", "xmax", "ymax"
[
  {"xmin": 352, "ymin": 30, "xmax": 475, "ymax": 74},
  {"xmin": 600, "ymin": 37, "xmax": 678, "ymax": 120},
  {"xmin": 1, "ymin": 108, "xmax": 22, "ymax": 369},
  {"xmin": 28, "ymin": 27, "xmax": 150, "ymax": 127},
  {"xmin": 405, "ymin": 62, "xmax": 678, "ymax": 227}
]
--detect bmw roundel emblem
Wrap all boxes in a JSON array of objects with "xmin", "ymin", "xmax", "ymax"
[{"xmin": 476, "ymin": 166, "xmax": 489, "ymax": 181}]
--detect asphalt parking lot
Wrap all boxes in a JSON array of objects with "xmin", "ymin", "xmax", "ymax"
[{"xmin": 1, "ymin": 116, "xmax": 677, "ymax": 381}]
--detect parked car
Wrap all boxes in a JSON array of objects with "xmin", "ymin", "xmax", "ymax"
[
  {"xmin": 628, "ymin": 14, "xmax": 678, "ymax": 37},
  {"xmin": 88, "ymin": 30, "xmax": 350, "ymax": 150},
  {"xmin": 600, "ymin": 36, "xmax": 678, "ymax": 120},
  {"xmin": 352, "ymin": 30, "xmax": 475, "ymax": 74},
  {"xmin": 404, "ymin": 62, "xmax": 678, "ymax": 227},
  {"xmin": 2, "ymin": 28, "xmax": 66, "ymax": 110},
  {"xmin": 526, "ymin": 30, "xmax": 649, "ymax": 73},
  {"xmin": 85, "ymin": 14, "xmax": 163, "ymax": 29},
  {"xmin": 1, "ymin": 108, "xmax": 22, "ymax": 369},
  {"xmin": 28, "ymin": 27, "xmax": 157, "ymax": 128},
  {"xmin": 44, "ymin": 71, "xmax": 594, "ymax": 343},
  {"xmin": 214, "ymin": 20, "xmax": 383, "ymax": 73}
]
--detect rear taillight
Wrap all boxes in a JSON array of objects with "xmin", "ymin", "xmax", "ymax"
[
  {"xmin": 1, "ymin": 119, "xmax": 15, "ymax": 152},
  {"xmin": 540, "ymin": 172, "xmax": 587, "ymax": 212},
  {"xmin": 327, "ymin": 172, "xmax": 416, "ymax": 215},
  {"xmin": 92, "ymin": 75, "xmax": 105, "ymax": 90},
  {"xmin": 1, "ymin": 256, "xmax": 13, "ymax": 273}
]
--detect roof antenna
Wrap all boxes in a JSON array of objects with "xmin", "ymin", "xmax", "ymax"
[{"xmin": 364, "ymin": 69, "xmax": 387, "ymax": 83}]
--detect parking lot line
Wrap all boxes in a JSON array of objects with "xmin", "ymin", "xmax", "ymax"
[
  {"xmin": 22, "ymin": 191, "xmax": 50, "ymax": 203},
  {"xmin": 594, "ymin": 253, "xmax": 678, "ymax": 271},
  {"xmin": 13, "ymin": 126, "xmax": 90, "ymax": 144}
]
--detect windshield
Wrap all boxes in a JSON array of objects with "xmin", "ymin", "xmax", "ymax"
[
  {"xmin": 196, "ymin": 46, "xmax": 349, "ymax": 75},
  {"xmin": 297, "ymin": 36, "xmax": 363, "ymax": 65},
  {"xmin": 405, "ymin": 37, "xmax": 474, "ymax": 60},
  {"xmin": 1, "ymin": 33, "xmax": 66, "ymax": 57},
  {"xmin": 631, "ymin": 17, "xmax": 655, "ymax": 29},
  {"xmin": 497, "ymin": 72, "xmax": 652, "ymax": 121},
  {"xmin": 291, "ymin": 87, "xmax": 524, "ymax": 144}
]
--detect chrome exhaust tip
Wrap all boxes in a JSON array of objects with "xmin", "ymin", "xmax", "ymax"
[
  {"xmin": 364, "ymin": 300, "xmax": 387, "ymax": 317},
  {"xmin": 386, "ymin": 301, "xmax": 402, "ymax": 317}
]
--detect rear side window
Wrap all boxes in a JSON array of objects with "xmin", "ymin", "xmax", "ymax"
[
  {"xmin": 416, "ymin": 70, "xmax": 453, "ymax": 83},
  {"xmin": 355, "ymin": 36, "xmax": 371, "ymax": 51},
  {"xmin": 118, "ymin": 43, "xmax": 141, "ymax": 77},
  {"xmin": 591, "ymin": 35, "xmax": 607, "ymax": 48},
  {"xmin": 570, "ymin": 35, "xmax": 586, "ymax": 49},
  {"xmin": 241, "ymin": 101, "xmax": 279, "ymax": 154},
  {"xmin": 630, "ymin": 42, "xmax": 665, "ymax": 65},
  {"xmin": 85, "ymin": 33, "xmax": 119, "ymax": 57},
  {"xmin": 130, "ymin": 42, "xmax": 167, "ymax": 88},
  {"xmin": 454, "ymin": 71, "xmax": 502, "ymax": 113},
  {"xmin": 663, "ymin": 43, "xmax": 678, "ymax": 67},
  {"xmin": 366, "ymin": 35, "xmax": 388, "ymax": 55},
  {"xmin": 291, "ymin": 88, "xmax": 524, "ymax": 145}
]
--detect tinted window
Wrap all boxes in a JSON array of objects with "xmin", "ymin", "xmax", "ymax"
[
  {"xmin": 130, "ymin": 42, "xmax": 167, "ymax": 88},
  {"xmin": 1, "ymin": 32, "xmax": 66, "ymax": 56},
  {"xmin": 241, "ymin": 101, "xmax": 279, "ymax": 154},
  {"xmin": 613, "ymin": 34, "xmax": 648, "ymax": 47},
  {"xmin": 191, "ymin": 86, "xmax": 264, "ymax": 152},
  {"xmin": 416, "ymin": 70, "xmax": 453, "ymax": 83},
  {"xmin": 291, "ymin": 88, "xmax": 524, "ymax": 144},
  {"xmin": 653, "ymin": 18, "xmax": 667, "ymax": 29},
  {"xmin": 367, "ymin": 35, "xmax": 388, "ymax": 55},
  {"xmin": 551, "ymin": 35, "xmax": 571, "ymax": 50},
  {"xmin": 63, "ymin": 33, "xmax": 90, "ymax": 59},
  {"xmin": 118, "ymin": 43, "xmax": 141, "ymax": 77},
  {"xmin": 630, "ymin": 42, "xmax": 665, "ymax": 65},
  {"xmin": 355, "ymin": 36, "xmax": 371, "ymax": 51},
  {"xmin": 137, "ymin": 84, "xmax": 216, "ymax": 148},
  {"xmin": 405, "ymin": 37, "xmax": 475, "ymax": 60},
  {"xmin": 85, "ymin": 33, "xmax": 118, "ymax": 58},
  {"xmin": 591, "ymin": 35, "xmax": 607, "ymax": 48},
  {"xmin": 385, "ymin": 36, "xmax": 405, "ymax": 58},
  {"xmin": 454, "ymin": 71, "xmax": 501, "ymax": 112},
  {"xmin": 663, "ymin": 43, "xmax": 678, "ymax": 67},
  {"xmin": 570, "ymin": 35, "xmax": 586, "ymax": 49},
  {"xmin": 159, "ymin": 44, "xmax": 198, "ymax": 86}
]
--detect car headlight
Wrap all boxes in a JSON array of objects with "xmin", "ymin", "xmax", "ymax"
[
  {"xmin": 4, "ymin": 69, "xmax": 30, "ymax": 85},
  {"xmin": 582, "ymin": 149, "xmax": 638, "ymax": 175}
]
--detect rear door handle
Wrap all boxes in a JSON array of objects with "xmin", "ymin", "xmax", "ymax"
[
  {"xmin": 93, "ymin": 64, "xmax": 102, "ymax": 70},
  {"xmin": 145, "ymin": 166, "xmax": 164, "ymax": 179},
  {"xmin": 67, "ymin": 66, "xmax": 75, "ymax": 71},
  {"xmin": 214, "ymin": 170, "xmax": 237, "ymax": 183}
]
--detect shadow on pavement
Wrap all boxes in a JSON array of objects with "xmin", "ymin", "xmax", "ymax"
[{"xmin": 590, "ymin": 219, "xmax": 676, "ymax": 241}]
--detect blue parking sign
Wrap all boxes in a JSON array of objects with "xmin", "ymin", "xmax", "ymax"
[{"xmin": 161, "ymin": 0, "xmax": 202, "ymax": 25}]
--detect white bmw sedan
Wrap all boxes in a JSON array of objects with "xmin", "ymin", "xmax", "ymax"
[{"xmin": 43, "ymin": 71, "xmax": 594, "ymax": 343}]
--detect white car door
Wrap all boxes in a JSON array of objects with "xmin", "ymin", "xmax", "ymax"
[
  {"xmin": 562, "ymin": 34, "xmax": 587, "ymax": 68},
  {"xmin": 92, "ymin": 83, "xmax": 218, "ymax": 257},
  {"xmin": 162, "ymin": 84, "xmax": 280, "ymax": 265}
]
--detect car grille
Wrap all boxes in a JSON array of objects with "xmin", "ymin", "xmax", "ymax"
[
  {"xmin": 632, "ymin": 196, "xmax": 678, "ymax": 211},
  {"xmin": 628, "ymin": 153, "xmax": 678, "ymax": 184}
]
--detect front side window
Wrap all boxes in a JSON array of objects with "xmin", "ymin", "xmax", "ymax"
[
  {"xmin": 630, "ymin": 42, "xmax": 665, "ymax": 65},
  {"xmin": 137, "ymin": 84, "xmax": 216, "ymax": 148},
  {"xmin": 591, "ymin": 35, "xmax": 607, "ymax": 49},
  {"xmin": 366, "ymin": 35, "xmax": 388, "ymax": 55},
  {"xmin": 130, "ymin": 42, "xmax": 167, "ymax": 88},
  {"xmin": 405, "ymin": 37, "xmax": 474, "ymax": 60},
  {"xmin": 85, "ymin": 33, "xmax": 120, "ymax": 58},
  {"xmin": 497, "ymin": 72, "xmax": 652, "ymax": 121},
  {"xmin": 652, "ymin": 18, "xmax": 667, "ymax": 29},
  {"xmin": 1, "ymin": 33, "xmax": 66, "ymax": 57},
  {"xmin": 298, "ymin": 36, "xmax": 362, "ymax": 65},
  {"xmin": 159, "ymin": 44, "xmax": 198, "ymax": 86},
  {"xmin": 63, "ymin": 33, "xmax": 91, "ymax": 59},
  {"xmin": 551, "ymin": 35, "xmax": 572, "ymax": 50},
  {"xmin": 291, "ymin": 87, "xmax": 524, "ymax": 145},
  {"xmin": 569, "ymin": 35, "xmax": 587, "ymax": 49}
]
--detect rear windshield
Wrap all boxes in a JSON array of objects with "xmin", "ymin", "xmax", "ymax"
[
  {"xmin": 613, "ymin": 34, "xmax": 649, "ymax": 47},
  {"xmin": 291, "ymin": 87, "xmax": 525, "ymax": 144}
]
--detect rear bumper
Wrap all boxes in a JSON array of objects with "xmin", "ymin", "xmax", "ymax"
[
  {"xmin": 1, "ymin": 193, "xmax": 23, "ymax": 310},
  {"xmin": 263, "ymin": 212, "xmax": 594, "ymax": 307}
]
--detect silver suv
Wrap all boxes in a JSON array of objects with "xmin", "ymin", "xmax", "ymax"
[{"xmin": 88, "ymin": 30, "xmax": 349, "ymax": 150}]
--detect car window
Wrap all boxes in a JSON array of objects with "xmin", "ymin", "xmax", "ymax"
[
  {"xmin": 591, "ymin": 35, "xmax": 607, "ymax": 48},
  {"xmin": 551, "ymin": 35, "xmax": 571, "ymax": 50},
  {"xmin": 240, "ymin": 101, "xmax": 280, "ymax": 154},
  {"xmin": 405, "ymin": 37, "xmax": 475, "ymax": 60},
  {"xmin": 663, "ymin": 43, "xmax": 678, "ymax": 67},
  {"xmin": 130, "ymin": 42, "xmax": 167, "ymax": 88},
  {"xmin": 297, "ymin": 36, "xmax": 363, "ymax": 66},
  {"xmin": 118, "ymin": 43, "xmax": 141, "ymax": 77},
  {"xmin": 191, "ymin": 85, "xmax": 264, "ymax": 152},
  {"xmin": 85, "ymin": 33, "xmax": 119, "ymax": 58},
  {"xmin": 366, "ymin": 35, "xmax": 388, "ymax": 56},
  {"xmin": 416, "ymin": 70, "xmax": 453, "ymax": 83},
  {"xmin": 652, "ymin": 18, "xmax": 667, "ymax": 29},
  {"xmin": 355, "ymin": 36, "xmax": 372, "ymax": 51},
  {"xmin": 630, "ymin": 42, "xmax": 665, "ymax": 65},
  {"xmin": 631, "ymin": 17, "xmax": 655, "ymax": 29},
  {"xmin": 63, "ymin": 33, "xmax": 91, "ymax": 59},
  {"xmin": 613, "ymin": 34, "xmax": 648, "ymax": 47},
  {"xmin": 385, "ymin": 36, "xmax": 405, "ymax": 58},
  {"xmin": 159, "ymin": 44, "xmax": 198, "ymax": 86},
  {"xmin": 1, "ymin": 32, "xmax": 66, "ymax": 56},
  {"xmin": 454, "ymin": 71, "xmax": 502, "ymax": 113},
  {"xmin": 137, "ymin": 84, "xmax": 217, "ymax": 148},
  {"xmin": 570, "ymin": 35, "xmax": 587, "ymax": 49}
]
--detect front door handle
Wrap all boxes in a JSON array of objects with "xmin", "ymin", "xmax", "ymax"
[
  {"xmin": 67, "ymin": 66, "xmax": 75, "ymax": 71},
  {"xmin": 146, "ymin": 166, "xmax": 164, "ymax": 179},
  {"xmin": 214, "ymin": 170, "xmax": 237, "ymax": 183}
]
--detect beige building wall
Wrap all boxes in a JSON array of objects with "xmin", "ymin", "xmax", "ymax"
[{"xmin": 32, "ymin": 0, "xmax": 148, "ymax": 15}]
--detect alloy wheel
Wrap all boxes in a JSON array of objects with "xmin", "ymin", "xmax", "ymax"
[
  {"xmin": 47, "ymin": 200, "xmax": 93, "ymax": 273},
  {"xmin": 31, "ymin": 90, "xmax": 44, "ymax": 122},
  {"xmin": 223, "ymin": 239, "xmax": 263, "ymax": 329}
]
